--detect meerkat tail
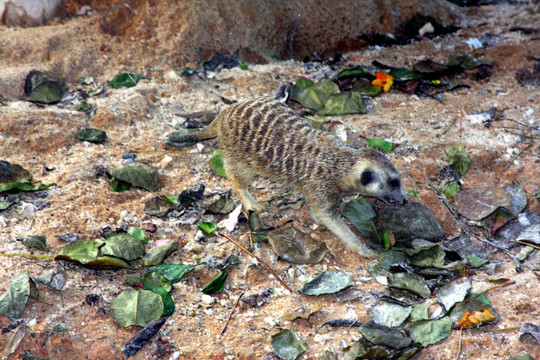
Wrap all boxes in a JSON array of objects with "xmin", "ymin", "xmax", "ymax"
[{"xmin": 169, "ymin": 119, "xmax": 219, "ymax": 144}]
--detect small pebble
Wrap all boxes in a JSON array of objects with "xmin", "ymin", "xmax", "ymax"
[{"xmin": 201, "ymin": 294, "xmax": 216, "ymax": 305}]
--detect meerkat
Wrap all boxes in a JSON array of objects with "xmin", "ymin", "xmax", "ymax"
[{"xmin": 172, "ymin": 98, "xmax": 407, "ymax": 257}]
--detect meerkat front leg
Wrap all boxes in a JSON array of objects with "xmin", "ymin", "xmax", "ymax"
[
  {"xmin": 312, "ymin": 207, "xmax": 377, "ymax": 258},
  {"xmin": 231, "ymin": 177, "xmax": 264, "ymax": 212}
]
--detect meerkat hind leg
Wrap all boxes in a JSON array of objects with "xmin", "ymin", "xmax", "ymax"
[{"xmin": 313, "ymin": 209, "xmax": 377, "ymax": 258}]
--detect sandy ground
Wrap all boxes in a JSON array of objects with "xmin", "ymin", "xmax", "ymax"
[{"xmin": 0, "ymin": 2, "xmax": 539, "ymax": 360}]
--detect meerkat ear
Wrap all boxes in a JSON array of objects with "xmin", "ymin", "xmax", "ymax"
[{"xmin": 360, "ymin": 169, "xmax": 374, "ymax": 186}]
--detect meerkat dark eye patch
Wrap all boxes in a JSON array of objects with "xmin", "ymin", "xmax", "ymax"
[
  {"xmin": 388, "ymin": 178, "xmax": 401, "ymax": 188},
  {"xmin": 360, "ymin": 170, "xmax": 374, "ymax": 186}
]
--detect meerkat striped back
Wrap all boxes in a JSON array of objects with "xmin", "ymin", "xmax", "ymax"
[{"xmin": 216, "ymin": 98, "xmax": 343, "ymax": 187}]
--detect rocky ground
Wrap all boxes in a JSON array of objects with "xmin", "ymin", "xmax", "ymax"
[{"xmin": 0, "ymin": 1, "xmax": 539, "ymax": 360}]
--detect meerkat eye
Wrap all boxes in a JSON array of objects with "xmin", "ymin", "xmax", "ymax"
[
  {"xmin": 360, "ymin": 170, "xmax": 375, "ymax": 186},
  {"xmin": 388, "ymin": 178, "xmax": 401, "ymax": 188}
]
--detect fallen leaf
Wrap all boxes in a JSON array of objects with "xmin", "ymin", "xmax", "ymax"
[
  {"xmin": 456, "ymin": 309, "xmax": 495, "ymax": 329},
  {"xmin": 108, "ymin": 73, "xmax": 144, "ymax": 89},
  {"xmin": 202, "ymin": 271, "xmax": 228, "ymax": 294},
  {"xmin": 271, "ymin": 329, "xmax": 307, "ymax": 360},
  {"xmin": 111, "ymin": 289, "xmax": 164, "ymax": 327},
  {"xmin": 300, "ymin": 271, "xmax": 354, "ymax": 295},
  {"xmin": 267, "ymin": 226, "xmax": 328, "ymax": 264}
]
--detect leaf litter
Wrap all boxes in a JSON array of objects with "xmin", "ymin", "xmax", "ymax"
[{"xmin": 1, "ymin": 7, "xmax": 539, "ymax": 359}]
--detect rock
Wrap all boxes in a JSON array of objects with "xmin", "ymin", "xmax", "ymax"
[
  {"xmin": 1, "ymin": 0, "xmax": 66, "ymax": 27},
  {"xmin": 376, "ymin": 201, "xmax": 445, "ymax": 245}
]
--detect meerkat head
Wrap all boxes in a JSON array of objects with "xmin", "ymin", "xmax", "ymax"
[{"xmin": 346, "ymin": 148, "xmax": 408, "ymax": 206}]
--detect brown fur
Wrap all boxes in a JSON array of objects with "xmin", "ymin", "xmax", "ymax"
[{"xmin": 184, "ymin": 98, "xmax": 407, "ymax": 257}]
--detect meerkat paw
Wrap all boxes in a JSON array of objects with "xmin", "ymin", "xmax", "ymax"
[{"xmin": 246, "ymin": 202, "xmax": 265, "ymax": 213}]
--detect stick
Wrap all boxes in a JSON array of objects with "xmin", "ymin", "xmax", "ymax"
[
  {"xmin": 221, "ymin": 292, "xmax": 244, "ymax": 335},
  {"xmin": 505, "ymin": 143, "xmax": 534, "ymax": 169},
  {"xmin": 285, "ymin": 268, "xmax": 305, "ymax": 313},
  {"xmin": 0, "ymin": 253, "xmax": 55, "ymax": 259},
  {"xmin": 218, "ymin": 232, "xmax": 292, "ymax": 292},
  {"xmin": 455, "ymin": 327, "xmax": 463, "ymax": 360},
  {"xmin": 511, "ymin": 240, "xmax": 540, "ymax": 250},
  {"xmin": 414, "ymin": 169, "xmax": 523, "ymax": 272}
]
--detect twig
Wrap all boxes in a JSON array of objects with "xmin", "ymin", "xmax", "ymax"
[
  {"xmin": 284, "ymin": 268, "xmax": 305, "ymax": 313},
  {"xmin": 0, "ymin": 253, "xmax": 55, "ymax": 259},
  {"xmin": 442, "ymin": 118, "xmax": 457, "ymax": 135},
  {"xmin": 505, "ymin": 142, "xmax": 534, "ymax": 169},
  {"xmin": 414, "ymin": 169, "xmax": 523, "ymax": 272},
  {"xmin": 456, "ymin": 327, "xmax": 463, "ymax": 360},
  {"xmin": 505, "ymin": 118, "xmax": 540, "ymax": 131},
  {"xmin": 485, "ymin": 326, "xmax": 520, "ymax": 333},
  {"xmin": 476, "ymin": 281, "xmax": 516, "ymax": 297},
  {"xmin": 221, "ymin": 292, "xmax": 244, "ymax": 335},
  {"xmin": 218, "ymin": 232, "xmax": 292, "ymax": 292},
  {"xmin": 511, "ymin": 240, "xmax": 540, "ymax": 250}
]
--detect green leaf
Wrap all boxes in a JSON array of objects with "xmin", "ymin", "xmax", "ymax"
[
  {"xmin": 387, "ymin": 273, "xmax": 431, "ymax": 298},
  {"xmin": 381, "ymin": 231, "xmax": 391, "ymax": 249},
  {"xmin": 317, "ymin": 91, "xmax": 366, "ymax": 116},
  {"xmin": 86, "ymin": 256, "xmax": 131, "ymax": 268},
  {"xmin": 206, "ymin": 193, "xmax": 236, "ymax": 214},
  {"xmin": 77, "ymin": 128, "xmax": 107, "ymax": 144},
  {"xmin": 16, "ymin": 235, "xmax": 48, "ymax": 251},
  {"xmin": 109, "ymin": 178, "xmax": 130, "ymax": 193},
  {"xmin": 141, "ymin": 241, "xmax": 181, "ymax": 266},
  {"xmin": 408, "ymin": 317, "xmax": 452, "ymax": 347},
  {"xmin": 26, "ymin": 80, "xmax": 68, "ymax": 104},
  {"xmin": 351, "ymin": 84, "xmax": 382, "ymax": 97},
  {"xmin": 76, "ymin": 101, "xmax": 93, "ymax": 114},
  {"xmin": 148, "ymin": 263, "xmax": 193, "ymax": 284},
  {"xmin": 342, "ymin": 198, "xmax": 379, "ymax": 242},
  {"xmin": 337, "ymin": 66, "xmax": 375, "ymax": 81},
  {"xmin": 442, "ymin": 182, "xmax": 460, "ymax": 199},
  {"xmin": 408, "ymin": 188, "xmax": 419, "ymax": 198},
  {"xmin": 142, "ymin": 272, "xmax": 172, "ymax": 293},
  {"xmin": 111, "ymin": 289, "xmax": 163, "ymax": 327},
  {"xmin": 109, "ymin": 162, "xmax": 159, "ymax": 192},
  {"xmin": 0, "ymin": 161, "xmax": 32, "ymax": 183},
  {"xmin": 209, "ymin": 149, "xmax": 228, "ymax": 179},
  {"xmin": 405, "ymin": 244, "xmax": 446, "ymax": 268},
  {"xmin": 0, "ymin": 271, "xmax": 39, "ymax": 319},
  {"xmin": 290, "ymin": 78, "xmax": 340, "ymax": 111},
  {"xmin": 202, "ymin": 271, "xmax": 228, "ymax": 294},
  {"xmin": 101, "ymin": 233, "xmax": 145, "ymax": 261},
  {"xmin": 0, "ymin": 182, "xmax": 54, "ymax": 193},
  {"xmin": 444, "ymin": 144, "xmax": 471, "ymax": 176},
  {"xmin": 107, "ymin": 73, "xmax": 144, "ymax": 89},
  {"xmin": 388, "ymin": 68, "xmax": 424, "ymax": 82},
  {"xmin": 271, "ymin": 329, "xmax": 307, "ymax": 360},
  {"xmin": 144, "ymin": 195, "xmax": 178, "ymax": 217},
  {"xmin": 447, "ymin": 55, "xmax": 491, "ymax": 70},
  {"xmin": 467, "ymin": 255, "xmax": 488, "ymax": 268},
  {"xmin": 239, "ymin": 63, "xmax": 248, "ymax": 70},
  {"xmin": 198, "ymin": 221, "xmax": 218, "ymax": 234},
  {"xmin": 128, "ymin": 226, "xmax": 148, "ymax": 244},
  {"xmin": 152, "ymin": 287, "xmax": 175, "ymax": 316},
  {"xmin": 55, "ymin": 240, "xmax": 101, "ymax": 265},
  {"xmin": 300, "ymin": 271, "xmax": 354, "ymax": 295},
  {"xmin": 367, "ymin": 137, "xmax": 393, "ymax": 153}
]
